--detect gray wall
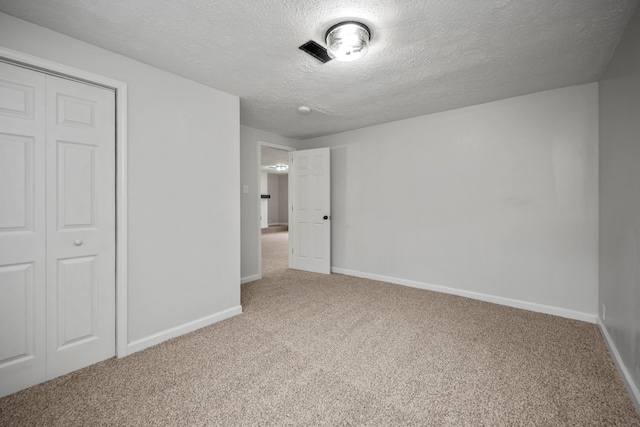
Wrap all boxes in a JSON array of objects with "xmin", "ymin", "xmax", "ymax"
[
  {"xmin": 301, "ymin": 84, "xmax": 599, "ymax": 318},
  {"xmin": 267, "ymin": 174, "xmax": 279, "ymax": 224},
  {"xmin": 267, "ymin": 174, "xmax": 289, "ymax": 225},
  {"xmin": 599, "ymin": 5, "xmax": 640, "ymax": 404},
  {"xmin": 0, "ymin": 13, "xmax": 241, "ymax": 347},
  {"xmin": 278, "ymin": 174, "xmax": 289, "ymax": 224},
  {"xmin": 240, "ymin": 126, "xmax": 298, "ymax": 281}
]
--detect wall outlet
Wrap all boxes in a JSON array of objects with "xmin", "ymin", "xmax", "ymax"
[{"xmin": 602, "ymin": 303, "xmax": 606, "ymax": 321}]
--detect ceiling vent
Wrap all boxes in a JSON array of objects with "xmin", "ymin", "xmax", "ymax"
[{"xmin": 299, "ymin": 40, "xmax": 332, "ymax": 63}]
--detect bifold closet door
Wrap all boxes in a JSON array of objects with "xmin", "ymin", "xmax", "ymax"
[
  {"xmin": 45, "ymin": 74, "xmax": 116, "ymax": 380},
  {"xmin": 0, "ymin": 62, "xmax": 47, "ymax": 397},
  {"xmin": 0, "ymin": 62, "xmax": 116, "ymax": 397}
]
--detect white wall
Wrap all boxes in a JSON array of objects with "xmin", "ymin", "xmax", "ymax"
[
  {"xmin": 301, "ymin": 84, "xmax": 599, "ymax": 318},
  {"xmin": 599, "ymin": 5, "xmax": 640, "ymax": 408},
  {"xmin": 0, "ymin": 13, "xmax": 241, "ymax": 348},
  {"xmin": 240, "ymin": 126, "xmax": 299, "ymax": 282},
  {"xmin": 268, "ymin": 174, "xmax": 280, "ymax": 224},
  {"xmin": 278, "ymin": 174, "xmax": 289, "ymax": 224}
]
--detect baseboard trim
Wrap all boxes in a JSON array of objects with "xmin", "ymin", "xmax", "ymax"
[
  {"xmin": 127, "ymin": 305, "xmax": 243, "ymax": 355},
  {"xmin": 241, "ymin": 274, "xmax": 261, "ymax": 284},
  {"xmin": 331, "ymin": 267, "xmax": 596, "ymax": 323},
  {"xmin": 597, "ymin": 317, "xmax": 640, "ymax": 413}
]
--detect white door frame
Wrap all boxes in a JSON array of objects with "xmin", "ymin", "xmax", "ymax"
[
  {"xmin": 256, "ymin": 141, "xmax": 294, "ymax": 280},
  {"xmin": 0, "ymin": 47, "xmax": 129, "ymax": 358}
]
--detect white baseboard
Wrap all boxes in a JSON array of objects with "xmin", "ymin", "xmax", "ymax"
[
  {"xmin": 241, "ymin": 274, "xmax": 261, "ymax": 284},
  {"xmin": 126, "ymin": 305, "xmax": 243, "ymax": 355},
  {"xmin": 267, "ymin": 222, "xmax": 288, "ymax": 226},
  {"xmin": 331, "ymin": 267, "xmax": 597, "ymax": 324},
  {"xmin": 597, "ymin": 317, "xmax": 640, "ymax": 413}
]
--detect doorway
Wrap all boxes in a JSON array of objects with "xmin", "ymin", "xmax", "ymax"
[{"xmin": 257, "ymin": 142, "xmax": 294, "ymax": 278}]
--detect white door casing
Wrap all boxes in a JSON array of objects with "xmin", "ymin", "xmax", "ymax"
[
  {"xmin": 288, "ymin": 147, "xmax": 331, "ymax": 274},
  {"xmin": 0, "ymin": 45, "xmax": 128, "ymax": 360},
  {"xmin": 0, "ymin": 62, "xmax": 116, "ymax": 397},
  {"xmin": 256, "ymin": 141, "xmax": 295, "ymax": 281}
]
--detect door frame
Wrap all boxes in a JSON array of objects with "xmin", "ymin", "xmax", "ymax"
[
  {"xmin": 0, "ymin": 47, "xmax": 129, "ymax": 358},
  {"xmin": 256, "ymin": 141, "xmax": 294, "ymax": 280}
]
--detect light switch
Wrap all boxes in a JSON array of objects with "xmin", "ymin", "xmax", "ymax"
[{"xmin": 243, "ymin": 185, "xmax": 249, "ymax": 194}]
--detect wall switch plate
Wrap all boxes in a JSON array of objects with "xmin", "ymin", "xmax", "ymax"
[{"xmin": 243, "ymin": 185, "xmax": 249, "ymax": 194}]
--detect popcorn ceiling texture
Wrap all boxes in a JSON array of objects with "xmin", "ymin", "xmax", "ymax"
[{"xmin": 0, "ymin": 0, "xmax": 636, "ymax": 138}]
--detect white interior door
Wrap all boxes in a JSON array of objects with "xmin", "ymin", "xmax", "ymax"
[
  {"xmin": 288, "ymin": 147, "xmax": 331, "ymax": 274},
  {"xmin": 45, "ymin": 75, "xmax": 116, "ymax": 379},
  {"xmin": 0, "ymin": 62, "xmax": 47, "ymax": 397},
  {"xmin": 0, "ymin": 63, "xmax": 116, "ymax": 397}
]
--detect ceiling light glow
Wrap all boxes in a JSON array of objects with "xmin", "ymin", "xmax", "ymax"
[
  {"xmin": 325, "ymin": 21, "xmax": 371, "ymax": 62},
  {"xmin": 269, "ymin": 164, "xmax": 288, "ymax": 171}
]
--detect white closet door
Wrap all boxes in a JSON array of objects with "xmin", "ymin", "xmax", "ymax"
[
  {"xmin": 0, "ymin": 64, "xmax": 116, "ymax": 397},
  {"xmin": 45, "ymin": 75, "xmax": 116, "ymax": 379},
  {"xmin": 0, "ymin": 62, "xmax": 47, "ymax": 397}
]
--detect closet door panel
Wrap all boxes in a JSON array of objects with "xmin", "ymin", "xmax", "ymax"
[
  {"xmin": 0, "ymin": 62, "xmax": 46, "ymax": 398},
  {"xmin": 45, "ymin": 75, "xmax": 115, "ymax": 380}
]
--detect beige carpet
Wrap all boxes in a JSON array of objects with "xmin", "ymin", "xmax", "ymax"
[
  {"xmin": 1, "ymin": 231, "xmax": 639, "ymax": 426},
  {"xmin": 262, "ymin": 224, "xmax": 288, "ymax": 234}
]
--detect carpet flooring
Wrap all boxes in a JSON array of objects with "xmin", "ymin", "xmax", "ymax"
[
  {"xmin": 262, "ymin": 225, "xmax": 289, "ymax": 234},
  {"xmin": 1, "ymin": 231, "xmax": 639, "ymax": 425}
]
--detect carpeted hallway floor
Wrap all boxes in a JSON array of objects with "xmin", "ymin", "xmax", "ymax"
[{"xmin": 1, "ymin": 230, "xmax": 639, "ymax": 425}]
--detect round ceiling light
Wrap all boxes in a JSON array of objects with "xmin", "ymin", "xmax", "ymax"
[
  {"xmin": 325, "ymin": 21, "xmax": 371, "ymax": 62},
  {"xmin": 269, "ymin": 164, "xmax": 288, "ymax": 171}
]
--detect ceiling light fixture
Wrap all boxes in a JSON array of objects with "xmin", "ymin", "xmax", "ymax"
[
  {"xmin": 269, "ymin": 164, "xmax": 288, "ymax": 171},
  {"xmin": 325, "ymin": 21, "xmax": 371, "ymax": 62}
]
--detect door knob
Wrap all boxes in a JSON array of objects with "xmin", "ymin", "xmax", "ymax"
[
  {"xmin": 323, "ymin": 215, "xmax": 329, "ymax": 220},
  {"xmin": 74, "ymin": 240, "xmax": 83, "ymax": 246}
]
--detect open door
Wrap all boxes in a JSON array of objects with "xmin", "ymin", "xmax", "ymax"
[{"xmin": 288, "ymin": 147, "xmax": 331, "ymax": 274}]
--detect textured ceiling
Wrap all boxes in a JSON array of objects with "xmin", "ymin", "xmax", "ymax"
[{"xmin": 0, "ymin": 0, "xmax": 636, "ymax": 139}]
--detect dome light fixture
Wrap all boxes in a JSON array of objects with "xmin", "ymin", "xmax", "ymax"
[
  {"xmin": 325, "ymin": 21, "xmax": 371, "ymax": 62},
  {"xmin": 269, "ymin": 164, "xmax": 288, "ymax": 171}
]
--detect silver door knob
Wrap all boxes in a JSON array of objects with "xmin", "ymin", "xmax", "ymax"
[{"xmin": 74, "ymin": 240, "xmax": 83, "ymax": 246}]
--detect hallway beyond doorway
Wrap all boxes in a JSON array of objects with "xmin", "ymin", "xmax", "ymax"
[{"xmin": 262, "ymin": 225, "xmax": 288, "ymax": 234}]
